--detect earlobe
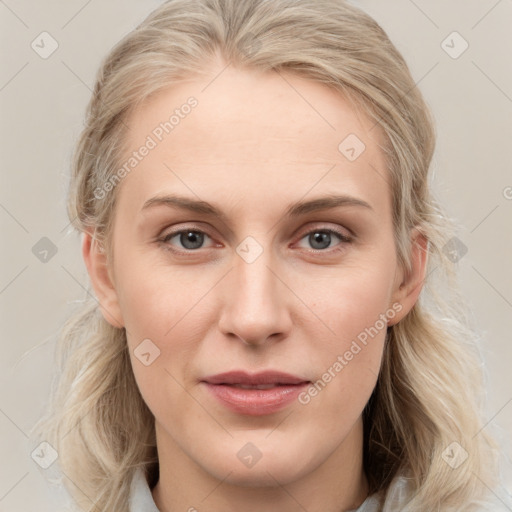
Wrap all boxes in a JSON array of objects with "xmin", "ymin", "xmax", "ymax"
[
  {"xmin": 388, "ymin": 227, "xmax": 429, "ymax": 326},
  {"xmin": 81, "ymin": 230, "xmax": 124, "ymax": 329}
]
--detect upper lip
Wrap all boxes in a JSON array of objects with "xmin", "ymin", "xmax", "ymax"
[{"xmin": 202, "ymin": 370, "xmax": 310, "ymax": 386}]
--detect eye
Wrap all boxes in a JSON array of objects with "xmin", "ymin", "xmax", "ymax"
[
  {"xmin": 158, "ymin": 225, "xmax": 352, "ymax": 255},
  {"xmin": 160, "ymin": 228, "xmax": 215, "ymax": 251},
  {"xmin": 296, "ymin": 228, "xmax": 352, "ymax": 251}
]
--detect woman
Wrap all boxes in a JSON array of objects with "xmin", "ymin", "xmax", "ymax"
[{"xmin": 32, "ymin": 0, "xmax": 510, "ymax": 510}]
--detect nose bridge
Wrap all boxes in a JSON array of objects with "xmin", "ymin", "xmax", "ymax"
[{"xmin": 218, "ymin": 238, "xmax": 291, "ymax": 345}]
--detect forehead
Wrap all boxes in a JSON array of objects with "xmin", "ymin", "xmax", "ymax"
[{"xmin": 117, "ymin": 64, "xmax": 390, "ymax": 218}]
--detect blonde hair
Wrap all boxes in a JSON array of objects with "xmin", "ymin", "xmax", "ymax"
[{"xmin": 32, "ymin": 0, "xmax": 502, "ymax": 510}]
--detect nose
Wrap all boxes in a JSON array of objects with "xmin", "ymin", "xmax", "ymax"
[{"xmin": 217, "ymin": 244, "xmax": 293, "ymax": 347}]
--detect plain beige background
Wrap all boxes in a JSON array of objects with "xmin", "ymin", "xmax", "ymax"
[{"xmin": 1, "ymin": 0, "xmax": 511, "ymax": 509}]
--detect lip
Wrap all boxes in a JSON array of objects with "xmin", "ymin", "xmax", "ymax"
[
  {"xmin": 201, "ymin": 370, "xmax": 310, "ymax": 416},
  {"xmin": 202, "ymin": 370, "xmax": 309, "ymax": 386}
]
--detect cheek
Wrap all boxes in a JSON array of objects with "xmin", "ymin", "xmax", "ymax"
[
  {"xmin": 298, "ymin": 260, "xmax": 394, "ymax": 420},
  {"xmin": 112, "ymin": 252, "xmax": 207, "ymax": 396},
  {"xmin": 301, "ymin": 292, "xmax": 386, "ymax": 436},
  {"xmin": 120, "ymin": 265, "xmax": 204, "ymax": 422},
  {"xmin": 115, "ymin": 250, "xmax": 210, "ymax": 340},
  {"xmin": 308, "ymin": 259, "xmax": 395, "ymax": 347}
]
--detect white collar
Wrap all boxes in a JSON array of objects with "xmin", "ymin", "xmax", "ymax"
[{"xmin": 129, "ymin": 468, "xmax": 160, "ymax": 512}]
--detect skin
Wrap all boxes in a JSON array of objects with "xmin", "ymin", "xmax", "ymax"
[{"xmin": 83, "ymin": 54, "xmax": 427, "ymax": 512}]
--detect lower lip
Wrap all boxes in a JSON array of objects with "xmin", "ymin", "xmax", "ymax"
[{"xmin": 202, "ymin": 382, "xmax": 309, "ymax": 415}]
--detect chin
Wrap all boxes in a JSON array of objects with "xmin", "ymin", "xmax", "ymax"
[
  {"xmin": 212, "ymin": 460, "xmax": 309, "ymax": 488},
  {"xmin": 199, "ymin": 440, "xmax": 318, "ymax": 488}
]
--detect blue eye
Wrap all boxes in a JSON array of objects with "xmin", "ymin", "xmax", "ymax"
[
  {"xmin": 161, "ymin": 230, "xmax": 213, "ymax": 250},
  {"xmin": 159, "ymin": 226, "xmax": 352, "ymax": 254},
  {"xmin": 297, "ymin": 229, "xmax": 352, "ymax": 251}
]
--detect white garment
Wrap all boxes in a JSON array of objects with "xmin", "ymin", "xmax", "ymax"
[
  {"xmin": 128, "ymin": 467, "xmax": 512, "ymax": 512},
  {"xmin": 129, "ymin": 468, "xmax": 159, "ymax": 512}
]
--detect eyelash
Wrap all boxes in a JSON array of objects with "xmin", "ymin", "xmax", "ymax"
[{"xmin": 158, "ymin": 225, "xmax": 353, "ymax": 256}]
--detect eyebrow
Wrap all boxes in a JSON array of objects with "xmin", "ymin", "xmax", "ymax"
[{"xmin": 141, "ymin": 194, "xmax": 373, "ymax": 219}]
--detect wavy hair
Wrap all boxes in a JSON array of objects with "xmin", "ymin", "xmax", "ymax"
[{"xmin": 32, "ymin": 0, "xmax": 502, "ymax": 510}]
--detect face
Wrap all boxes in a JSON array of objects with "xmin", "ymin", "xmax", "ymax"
[{"xmin": 85, "ymin": 57, "xmax": 423, "ymax": 489}]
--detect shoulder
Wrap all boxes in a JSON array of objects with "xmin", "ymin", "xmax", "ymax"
[
  {"xmin": 380, "ymin": 474, "xmax": 414, "ymax": 511},
  {"xmin": 380, "ymin": 473, "xmax": 512, "ymax": 511}
]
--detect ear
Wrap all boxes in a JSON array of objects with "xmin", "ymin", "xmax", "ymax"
[
  {"xmin": 387, "ymin": 227, "xmax": 429, "ymax": 326},
  {"xmin": 81, "ymin": 230, "xmax": 124, "ymax": 329}
]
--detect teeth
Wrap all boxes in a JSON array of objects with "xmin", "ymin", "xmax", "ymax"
[{"xmin": 231, "ymin": 383, "xmax": 278, "ymax": 389}]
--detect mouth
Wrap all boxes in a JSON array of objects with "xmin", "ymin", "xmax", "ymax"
[
  {"xmin": 221, "ymin": 383, "xmax": 292, "ymax": 389},
  {"xmin": 202, "ymin": 370, "xmax": 310, "ymax": 386},
  {"xmin": 201, "ymin": 370, "xmax": 311, "ymax": 415}
]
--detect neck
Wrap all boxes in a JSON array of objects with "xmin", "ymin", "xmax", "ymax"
[{"xmin": 152, "ymin": 418, "xmax": 369, "ymax": 512}]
